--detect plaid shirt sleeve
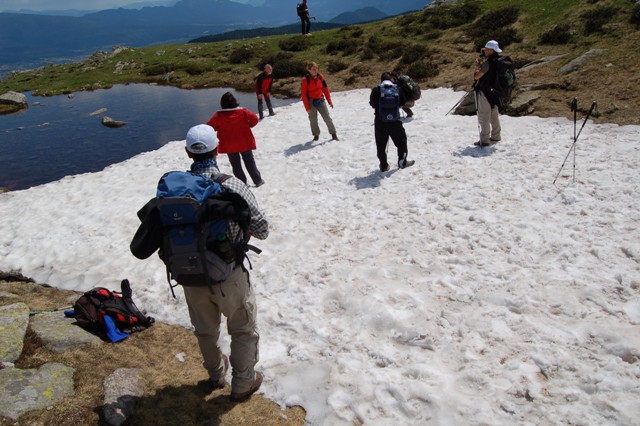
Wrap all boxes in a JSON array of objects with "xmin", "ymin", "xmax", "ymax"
[{"xmin": 220, "ymin": 175, "xmax": 269, "ymax": 241}]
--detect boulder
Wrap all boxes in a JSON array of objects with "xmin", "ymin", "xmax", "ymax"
[
  {"xmin": 560, "ymin": 49, "xmax": 609, "ymax": 75},
  {"xmin": 30, "ymin": 311, "xmax": 103, "ymax": 353},
  {"xmin": 0, "ymin": 303, "xmax": 30, "ymax": 363},
  {"xmin": 103, "ymin": 368, "xmax": 145, "ymax": 426},
  {"xmin": 102, "ymin": 116, "xmax": 127, "ymax": 128},
  {"xmin": 0, "ymin": 91, "xmax": 27, "ymax": 107},
  {"xmin": 0, "ymin": 362, "xmax": 75, "ymax": 420}
]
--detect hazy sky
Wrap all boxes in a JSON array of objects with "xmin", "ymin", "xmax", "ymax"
[{"xmin": 0, "ymin": 0, "xmax": 255, "ymax": 12}]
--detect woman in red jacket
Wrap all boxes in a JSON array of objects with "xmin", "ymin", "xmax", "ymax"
[
  {"xmin": 301, "ymin": 62, "xmax": 338, "ymax": 141},
  {"xmin": 207, "ymin": 92, "xmax": 265, "ymax": 187}
]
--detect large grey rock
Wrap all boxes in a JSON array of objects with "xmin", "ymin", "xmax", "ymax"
[
  {"xmin": 509, "ymin": 91, "xmax": 541, "ymax": 116},
  {"xmin": 560, "ymin": 49, "xmax": 609, "ymax": 75},
  {"xmin": 30, "ymin": 311, "xmax": 103, "ymax": 353},
  {"xmin": 0, "ymin": 362, "xmax": 75, "ymax": 420},
  {"xmin": 518, "ymin": 54, "xmax": 567, "ymax": 73},
  {"xmin": 0, "ymin": 303, "xmax": 30, "ymax": 363},
  {"xmin": 0, "ymin": 91, "xmax": 27, "ymax": 107},
  {"xmin": 103, "ymin": 368, "xmax": 145, "ymax": 426}
]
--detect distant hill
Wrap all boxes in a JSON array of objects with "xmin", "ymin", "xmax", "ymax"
[
  {"xmin": 189, "ymin": 22, "xmax": 344, "ymax": 43},
  {"xmin": 328, "ymin": 7, "xmax": 387, "ymax": 25},
  {"xmin": 0, "ymin": 0, "xmax": 426, "ymax": 72}
]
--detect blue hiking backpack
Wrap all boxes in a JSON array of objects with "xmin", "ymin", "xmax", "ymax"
[
  {"xmin": 156, "ymin": 171, "xmax": 252, "ymax": 294},
  {"xmin": 379, "ymin": 82, "xmax": 401, "ymax": 122}
]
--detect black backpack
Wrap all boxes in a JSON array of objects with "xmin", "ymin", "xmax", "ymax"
[
  {"xmin": 378, "ymin": 82, "xmax": 401, "ymax": 122},
  {"xmin": 297, "ymin": 3, "xmax": 306, "ymax": 17},
  {"xmin": 493, "ymin": 55, "xmax": 516, "ymax": 107},
  {"xmin": 396, "ymin": 75, "xmax": 421, "ymax": 102},
  {"xmin": 73, "ymin": 279, "xmax": 154, "ymax": 333}
]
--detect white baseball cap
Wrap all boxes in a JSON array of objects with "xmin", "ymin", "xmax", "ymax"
[
  {"xmin": 185, "ymin": 124, "xmax": 218, "ymax": 154},
  {"xmin": 484, "ymin": 40, "xmax": 502, "ymax": 53}
]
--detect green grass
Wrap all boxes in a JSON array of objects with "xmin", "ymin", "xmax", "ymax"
[{"xmin": 0, "ymin": 0, "xmax": 636, "ymax": 98}]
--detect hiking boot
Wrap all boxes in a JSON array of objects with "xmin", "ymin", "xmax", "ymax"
[
  {"xmin": 230, "ymin": 372, "xmax": 263, "ymax": 403},
  {"xmin": 331, "ymin": 133, "xmax": 339, "ymax": 141},
  {"xmin": 269, "ymin": 111, "xmax": 276, "ymax": 116},
  {"xmin": 210, "ymin": 355, "xmax": 229, "ymax": 390},
  {"xmin": 474, "ymin": 140, "xmax": 492, "ymax": 147},
  {"xmin": 380, "ymin": 164, "xmax": 390, "ymax": 172},
  {"xmin": 254, "ymin": 180, "xmax": 265, "ymax": 188},
  {"xmin": 313, "ymin": 135, "xmax": 319, "ymax": 141},
  {"xmin": 489, "ymin": 138, "xmax": 501, "ymax": 143},
  {"xmin": 398, "ymin": 159, "xmax": 415, "ymax": 169}
]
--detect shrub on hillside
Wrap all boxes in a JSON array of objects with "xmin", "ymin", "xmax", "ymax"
[
  {"xmin": 425, "ymin": 0, "xmax": 482, "ymax": 30},
  {"xmin": 471, "ymin": 27, "xmax": 522, "ymax": 51},
  {"xmin": 327, "ymin": 60, "xmax": 348, "ymax": 73},
  {"xmin": 256, "ymin": 52, "xmax": 306, "ymax": 78},
  {"xmin": 407, "ymin": 59, "xmax": 439, "ymax": 80},
  {"xmin": 539, "ymin": 24, "xmax": 572, "ymax": 45},
  {"xmin": 399, "ymin": 45, "xmax": 433, "ymax": 66},
  {"xmin": 632, "ymin": 3, "xmax": 640, "ymax": 27},
  {"xmin": 582, "ymin": 5, "xmax": 618, "ymax": 35},
  {"xmin": 466, "ymin": 6, "xmax": 520, "ymax": 45},
  {"xmin": 279, "ymin": 36, "xmax": 311, "ymax": 52},
  {"xmin": 184, "ymin": 63, "xmax": 212, "ymax": 75},
  {"xmin": 143, "ymin": 64, "xmax": 170, "ymax": 76},
  {"xmin": 229, "ymin": 47, "xmax": 253, "ymax": 64},
  {"xmin": 326, "ymin": 39, "xmax": 359, "ymax": 56}
]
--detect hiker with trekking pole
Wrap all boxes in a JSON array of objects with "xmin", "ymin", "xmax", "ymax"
[
  {"xmin": 297, "ymin": 0, "xmax": 312, "ymax": 35},
  {"xmin": 473, "ymin": 40, "xmax": 503, "ymax": 147}
]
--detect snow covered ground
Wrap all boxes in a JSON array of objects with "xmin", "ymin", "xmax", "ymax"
[{"xmin": 1, "ymin": 88, "xmax": 639, "ymax": 425}]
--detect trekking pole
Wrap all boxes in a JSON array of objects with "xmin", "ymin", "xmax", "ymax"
[
  {"xmin": 553, "ymin": 100, "xmax": 598, "ymax": 185},
  {"xmin": 29, "ymin": 306, "xmax": 73, "ymax": 316},
  {"xmin": 473, "ymin": 89, "xmax": 483, "ymax": 149},
  {"xmin": 445, "ymin": 86, "xmax": 474, "ymax": 116}
]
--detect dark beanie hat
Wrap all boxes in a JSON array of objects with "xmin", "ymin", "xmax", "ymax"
[
  {"xmin": 220, "ymin": 92, "xmax": 239, "ymax": 109},
  {"xmin": 380, "ymin": 72, "xmax": 394, "ymax": 82}
]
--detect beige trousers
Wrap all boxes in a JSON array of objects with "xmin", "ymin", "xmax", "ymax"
[
  {"xmin": 307, "ymin": 101, "xmax": 337, "ymax": 136},
  {"xmin": 476, "ymin": 91, "xmax": 501, "ymax": 144},
  {"xmin": 183, "ymin": 266, "xmax": 259, "ymax": 393}
]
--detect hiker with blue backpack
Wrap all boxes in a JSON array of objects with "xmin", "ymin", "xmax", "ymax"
[
  {"xmin": 369, "ymin": 72, "xmax": 415, "ymax": 172},
  {"xmin": 473, "ymin": 40, "xmax": 503, "ymax": 147},
  {"xmin": 130, "ymin": 124, "xmax": 269, "ymax": 402}
]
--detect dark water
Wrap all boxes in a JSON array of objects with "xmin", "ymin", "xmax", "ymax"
[{"xmin": 0, "ymin": 84, "xmax": 295, "ymax": 191}]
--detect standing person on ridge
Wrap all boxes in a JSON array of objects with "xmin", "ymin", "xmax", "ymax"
[
  {"xmin": 255, "ymin": 64, "xmax": 275, "ymax": 120},
  {"xmin": 130, "ymin": 124, "xmax": 269, "ymax": 402},
  {"xmin": 473, "ymin": 39, "xmax": 502, "ymax": 147},
  {"xmin": 369, "ymin": 72, "xmax": 415, "ymax": 171},
  {"xmin": 207, "ymin": 92, "xmax": 265, "ymax": 187},
  {"xmin": 301, "ymin": 61, "xmax": 338, "ymax": 142},
  {"xmin": 297, "ymin": 0, "xmax": 311, "ymax": 35}
]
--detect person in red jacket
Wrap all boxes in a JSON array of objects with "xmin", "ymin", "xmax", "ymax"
[
  {"xmin": 207, "ymin": 92, "xmax": 265, "ymax": 187},
  {"xmin": 255, "ymin": 64, "xmax": 275, "ymax": 120},
  {"xmin": 301, "ymin": 62, "xmax": 338, "ymax": 141}
]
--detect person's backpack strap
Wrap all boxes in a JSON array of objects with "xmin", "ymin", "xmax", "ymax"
[{"xmin": 119, "ymin": 279, "xmax": 154, "ymax": 328}]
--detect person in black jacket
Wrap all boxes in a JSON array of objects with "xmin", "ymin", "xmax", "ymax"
[
  {"xmin": 297, "ymin": 0, "xmax": 311, "ymax": 35},
  {"xmin": 473, "ymin": 40, "xmax": 503, "ymax": 147},
  {"xmin": 369, "ymin": 72, "xmax": 415, "ymax": 172}
]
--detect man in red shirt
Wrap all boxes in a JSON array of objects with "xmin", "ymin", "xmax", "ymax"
[
  {"xmin": 255, "ymin": 64, "xmax": 275, "ymax": 120},
  {"xmin": 301, "ymin": 62, "xmax": 338, "ymax": 141}
]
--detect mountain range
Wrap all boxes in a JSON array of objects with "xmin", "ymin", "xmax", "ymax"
[{"xmin": 0, "ymin": 0, "xmax": 426, "ymax": 73}]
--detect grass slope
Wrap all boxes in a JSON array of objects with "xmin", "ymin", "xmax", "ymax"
[{"xmin": 0, "ymin": 0, "xmax": 638, "ymax": 123}]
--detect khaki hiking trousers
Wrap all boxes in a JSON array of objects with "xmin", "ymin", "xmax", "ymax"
[{"xmin": 183, "ymin": 266, "xmax": 260, "ymax": 394}]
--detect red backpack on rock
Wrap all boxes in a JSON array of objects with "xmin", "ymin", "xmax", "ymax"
[{"xmin": 73, "ymin": 279, "xmax": 154, "ymax": 333}]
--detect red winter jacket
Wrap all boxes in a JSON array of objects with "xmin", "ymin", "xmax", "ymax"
[
  {"xmin": 255, "ymin": 71, "xmax": 274, "ymax": 96},
  {"xmin": 207, "ymin": 108, "xmax": 259, "ymax": 154},
  {"xmin": 301, "ymin": 72, "xmax": 333, "ymax": 111}
]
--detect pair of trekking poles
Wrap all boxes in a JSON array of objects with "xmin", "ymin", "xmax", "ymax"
[{"xmin": 553, "ymin": 98, "xmax": 597, "ymax": 185}]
